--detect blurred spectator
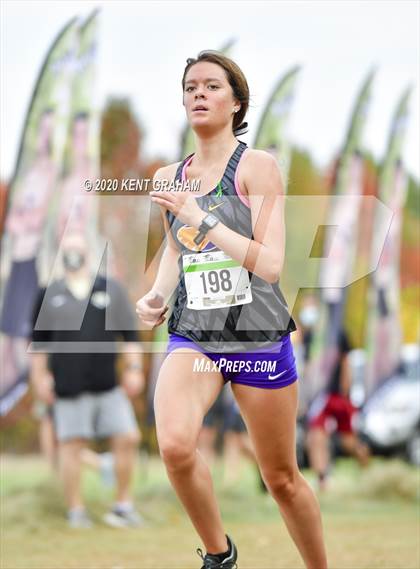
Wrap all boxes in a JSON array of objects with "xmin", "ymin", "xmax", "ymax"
[
  {"xmin": 198, "ymin": 385, "xmax": 263, "ymax": 490},
  {"xmin": 32, "ymin": 400, "xmax": 116, "ymax": 487},
  {"xmin": 30, "ymin": 231, "xmax": 144, "ymax": 528},
  {"xmin": 197, "ymin": 389, "xmax": 225, "ymax": 467},
  {"xmin": 294, "ymin": 294, "xmax": 320, "ymax": 417},
  {"xmin": 222, "ymin": 385, "xmax": 257, "ymax": 488},
  {"xmin": 306, "ymin": 329, "xmax": 371, "ymax": 491}
]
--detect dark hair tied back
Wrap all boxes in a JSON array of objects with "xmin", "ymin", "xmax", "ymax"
[{"xmin": 182, "ymin": 51, "xmax": 250, "ymax": 137}]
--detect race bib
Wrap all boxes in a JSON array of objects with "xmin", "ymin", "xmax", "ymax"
[{"xmin": 183, "ymin": 250, "xmax": 253, "ymax": 310}]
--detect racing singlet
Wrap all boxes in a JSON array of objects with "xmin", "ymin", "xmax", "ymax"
[{"xmin": 165, "ymin": 141, "xmax": 297, "ymax": 353}]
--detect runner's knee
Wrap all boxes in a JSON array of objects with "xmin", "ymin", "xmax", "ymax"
[
  {"xmin": 158, "ymin": 433, "xmax": 196, "ymax": 471},
  {"xmin": 262, "ymin": 466, "xmax": 299, "ymax": 502}
]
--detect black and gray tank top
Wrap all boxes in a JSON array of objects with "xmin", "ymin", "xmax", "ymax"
[{"xmin": 165, "ymin": 140, "xmax": 296, "ymax": 353}]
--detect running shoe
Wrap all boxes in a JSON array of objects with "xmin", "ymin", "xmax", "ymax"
[
  {"xmin": 196, "ymin": 535, "xmax": 238, "ymax": 568},
  {"xmin": 103, "ymin": 506, "xmax": 144, "ymax": 528}
]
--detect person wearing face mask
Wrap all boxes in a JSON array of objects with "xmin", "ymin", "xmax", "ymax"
[
  {"xmin": 298, "ymin": 303, "xmax": 319, "ymax": 363},
  {"xmin": 30, "ymin": 231, "xmax": 144, "ymax": 528},
  {"xmin": 294, "ymin": 297, "xmax": 320, "ymax": 416}
]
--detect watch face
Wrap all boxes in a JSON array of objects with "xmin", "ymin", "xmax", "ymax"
[{"xmin": 205, "ymin": 213, "xmax": 219, "ymax": 228}]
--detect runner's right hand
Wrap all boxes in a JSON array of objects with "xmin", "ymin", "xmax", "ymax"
[{"xmin": 136, "ymin": 291, "xmax": 169, "ymax": 328}]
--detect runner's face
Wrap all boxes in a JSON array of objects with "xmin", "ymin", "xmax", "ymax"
[{"xmin": 183, "ymin": 61, "xmax": 239, "ymax": 133}]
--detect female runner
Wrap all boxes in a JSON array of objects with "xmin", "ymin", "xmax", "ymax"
[{"xmin": 136, "ymin": 51, "xmax": 328, "ymax": 569}]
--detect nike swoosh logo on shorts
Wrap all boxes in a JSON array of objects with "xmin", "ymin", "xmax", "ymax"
[
  {"xmin": 208, "ymin": 202, "xmax": 225, "ymax": 211},
  {"xmin": 268, "ymin": 369, "xmax": 289, "ymax": 380}
]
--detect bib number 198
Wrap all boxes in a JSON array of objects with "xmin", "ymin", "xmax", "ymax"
[
  {"xmin": 182, "ymin": 250, "xmax": 252, "ymax": 310},
  {"xmin": 199, "ymin": 269, "xmax": 232, "ymax": 294}
]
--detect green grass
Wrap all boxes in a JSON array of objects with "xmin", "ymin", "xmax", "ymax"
[{"xmin": 1, "ymin": 455, "xmax": 419, "ymax": 569}]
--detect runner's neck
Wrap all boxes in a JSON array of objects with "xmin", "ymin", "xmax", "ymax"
[{"xmin": 189, "ymin": 136, "xmax": 239, "ymax": 170}]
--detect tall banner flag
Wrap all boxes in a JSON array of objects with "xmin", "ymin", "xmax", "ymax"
[
  {"xmin": 364, "ymin": 87, "xmax": 411, "ymax": 396},
  {"xmin": 53, "ymin": 10, "xmax": 101, "ymax": 254},
  {"xmin": 0, "ymin": 18, "xmax": 79, "ymax": 417},
  {"xmin": 253, "ymin": 66, "xmax": 301, "ymax": 188},
  {"xmin": 307, "ymin": 70, "xmax": 375, "ymax": 402}
]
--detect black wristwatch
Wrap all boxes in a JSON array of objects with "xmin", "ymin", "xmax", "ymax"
[{"xmin": 193, "ymin": 213, "xmax": 220, "ymax": 245}]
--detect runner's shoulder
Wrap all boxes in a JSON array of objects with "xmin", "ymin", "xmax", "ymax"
[
  {"xmin": 152, "ymin": 162, "xmax": 182, "ymax": 183},
  {"xmin": 241, "ymin": 148, "xmax": 279, "ymax": 171},
  {"xmin": 239, "ymin": 148, "xmax": 281, "ymax": 189}
]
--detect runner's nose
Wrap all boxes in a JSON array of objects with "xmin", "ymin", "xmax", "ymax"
[{"xmin": 194, "ymin": 88, "xmax": 205, "ymax": 99}]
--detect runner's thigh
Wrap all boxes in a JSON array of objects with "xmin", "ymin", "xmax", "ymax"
[
  {"xmin": 231, "ymin": 381, "xmax": 299, "ymax": 472},
  {"xmin": 154, "ymin": 348, "xmax": 224, "ymax": 446}
]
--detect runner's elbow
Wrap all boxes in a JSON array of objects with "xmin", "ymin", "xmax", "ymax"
[
  {"xmin": 266, "ymin": 270, "xmax": 280, "ymax": 284},
  {"xmin": 266, "ymin": 257, "xmax": 283, "ymax": 283},
  {"xmin": 258, "ymin": 265, "xmax": 280, "ymax": 284}
]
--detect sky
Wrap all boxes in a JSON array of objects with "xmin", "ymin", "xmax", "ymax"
[{"xmin": 1, "ymin": 0, "xmax": 419, "ymax": 181}]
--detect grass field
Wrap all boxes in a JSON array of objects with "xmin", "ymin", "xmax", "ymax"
[{"xmin": 1, "ymin": 454, "xmax": 419, "ymax": 569}]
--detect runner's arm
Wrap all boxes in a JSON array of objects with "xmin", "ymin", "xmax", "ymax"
[
  {"xmin": 197, "ymin": 151, "xmax": 285, "ymax": 283},
  {"xmin": 150, "ymin": 152, "xmax": 285, "ymax": 283}
]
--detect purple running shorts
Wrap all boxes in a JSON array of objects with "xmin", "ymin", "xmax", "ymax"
[{"xmin": 166, "ymin": 332, "xmax": 298, "ymax": 390}]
